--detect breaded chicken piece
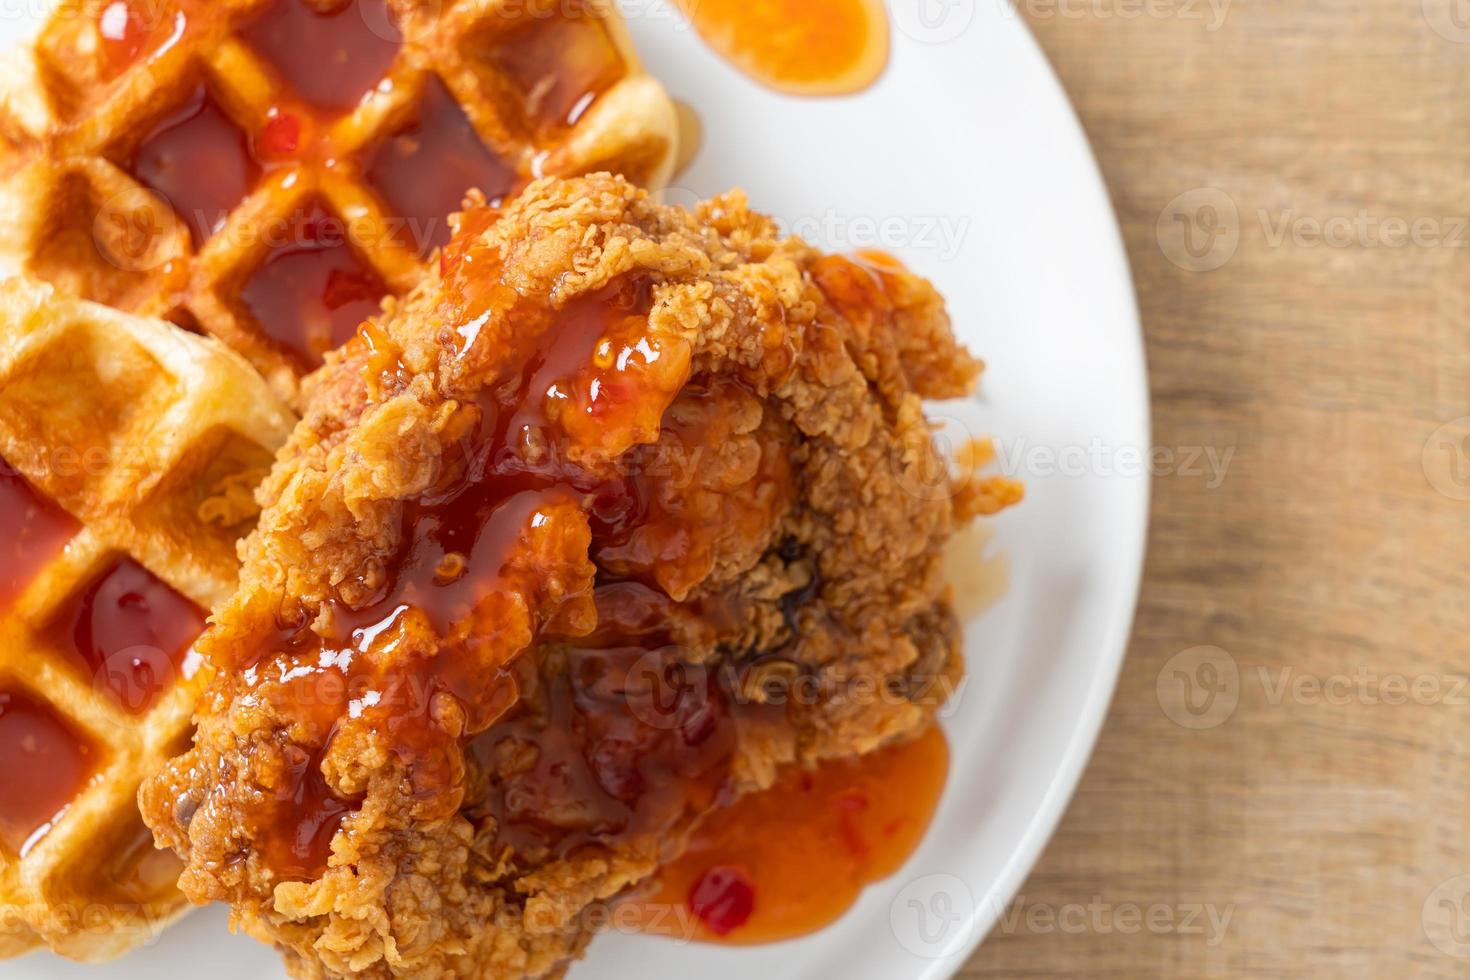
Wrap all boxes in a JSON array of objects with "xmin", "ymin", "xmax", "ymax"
[{"xmin": 141, "ymin": 174, "xmax": 1015, "ymax": 979}]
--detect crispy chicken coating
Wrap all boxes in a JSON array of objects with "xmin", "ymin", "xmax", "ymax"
[{"xmin": 141, "ymin": 174, "xmax": 1002, "ymax": 979}]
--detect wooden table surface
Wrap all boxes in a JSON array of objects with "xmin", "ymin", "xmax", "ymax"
[{"xmin": 958, "ymin": 0, "xmax": 1470, "ymax": 976}]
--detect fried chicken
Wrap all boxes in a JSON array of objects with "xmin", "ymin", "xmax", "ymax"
[{"xmin": 140, "ymin": 173, "xmax": 1015, "ymax": 979}]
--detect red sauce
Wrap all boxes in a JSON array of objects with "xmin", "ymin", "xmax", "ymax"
[
  {"xmin": 48, "ymin": 558, "xmax": 204, "ymax": 716},
  {"xmin": 0, "ymin": 690, "xmax": 97, "ymax": 856},
  {"xmin": 365, "ymin": 78, "xmax": 518, "ymax": 254},
  {"xmin": 97, "ymin": 0, "xmax": 187, "ymax": 81},
  {"xmin": 500, "ymin": 276, "xmax": 659, "ymax": 439},
  {"xmin": 232, "ymin": 259, "xmax": 703, "ymax": 880},
  {"xmin": 450, "ymin": 369, "xmax": 803, "ymax": 865},
  {"xmin": 241, "ymin": 0, "xmax": 402, "ymax": 113},
  {"xmin": 255, "ymin": 107, "xmax": 305, "ymax": 160},
  {"xmin": 259, "ymin": 737, "xmax": 359, "ymax": 878},
  {"xmin": 0, "ymin": 463, "xmax": 77, "ymax": 611},
  {"xmin": 810, "ymin": 251, "xmax": 902, "ymax": 326},
  {"xmin": 107, "ymin": 0, "xmax": 642, "ymax": 372},
  {"xmin": 474, "ymin": 1, "xmax": 626, "ymax": 135},
  {"xmin": 464, "ymin": 584, "xmax": 746, "ymax": 866},
  {"xmin": 129, "ymin": 86, "xmax": 261, "ymax": 246},
  {"xmin": 688, "ymin": 866, "xmax": 755, "ymax": 935},
  {"xmin": 227, "ymin": 200, "xmax": 803, "ymax": 883},
  {"xmin": 629, "ymin": 724, "xmax": 950, "ymax": 944},
  {"xmin": 670, "ymin": 0, "xmax": 889, "ymax": 96},
  {"xmin": 240, "ymin": 204, "xmax": 388, "ymax": 367}
]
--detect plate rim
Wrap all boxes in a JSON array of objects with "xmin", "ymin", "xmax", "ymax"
[{"xmin": 920, "ymin": 11, "xmax": 1151, "ymax": 979}]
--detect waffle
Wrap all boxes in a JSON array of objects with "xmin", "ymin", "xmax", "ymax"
[
  {"xmin": 0, "ymin": 277, "xmax": 296, "ymax": 962},
  {"xmin": 0, "ymin": 0, "xmax": 678, "ymax": 399}
]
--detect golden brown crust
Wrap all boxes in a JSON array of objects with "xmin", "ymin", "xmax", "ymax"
[{"xmin": 142, "ymin": 173, "xmax": 984, "ymax": 979}]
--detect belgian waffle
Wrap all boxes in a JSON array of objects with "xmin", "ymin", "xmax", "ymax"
[
  {"xmin": 0, "ymin": 0, "xmax": 678, "ymax": 398},
  {"xmin": 0, "ymin": 277, "xmax": 296, "ymax": 962}
]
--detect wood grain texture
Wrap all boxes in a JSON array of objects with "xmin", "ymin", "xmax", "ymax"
[{"xmin": 958, "ymin": 1, "xmax": 1470, "ymax": 976}]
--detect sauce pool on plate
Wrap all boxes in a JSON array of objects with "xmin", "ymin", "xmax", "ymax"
[
  {"xmin": 671, "ymin": 0, "xmax": 890, "ymax": 96},
  {"xmin": 627, "ymin": 723, "xmax": 950, "ymax": 944}
]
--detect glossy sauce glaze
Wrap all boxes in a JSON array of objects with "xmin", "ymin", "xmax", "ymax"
[
  {"xmin": 671, "ymin": 0, "xmax": 889, "ymax": 96},
  {"xmin": 240, "ymin": 204, "xmax": 389, "ymax": 367},
  {"xmin": 0, "ymin": 690, "xmax": 97, "ymax": 856},
  {"xmin": 47, "ymin": 557, "xmax": 204, "ymax": 716},
  {"xmin": 0, "ymin": 462, "xmax": 77, "ymax": 611},
  {"xmin": 0, "ymin": 467, "xmax": 90, "ymax": 856},
  {"xmin": 219, "ymin": 237, "xmax": 959, "ymax": 915},
  {"xmin": 130, "ymin": 86, "xmax": 262, "ymax": 246},
  {"xmin": 239, "ymin": 0, "xmax": 402, "ymax": 113},
  {"xmin": 365, "ymin": 78, "xmax": 519, "ymax": 254},
  {"xmin": 102, "ymin": 0, "xmax": 635, "ymax": 367},
  {"xmin": 470, "ymin": 0, "xmax": 627, "ymax": 137},
  {"xmin": 459, "ymin": 379, "xmax": 801, "ymax": 868},
  {"xmin": 463, "ymin": 590, "xmax": 745, "ymax": 871},
  {"xmin": 108, "ymin": 0, "xmax": 404, "ymax": 366},
  {"xmin": 628, "ymin": 724, "xmax": 950, "ymax": 943},
  {"xmin": 226, "ymin": 238, "xmax": 710, "ymax": 880},
  {"xmin": 97, "ymin": 0, "xmax": 188, "ymax": 81}
]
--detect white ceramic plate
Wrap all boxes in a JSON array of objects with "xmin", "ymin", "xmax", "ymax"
[{"xmin": 0, "ymin": 1, "xmax": 1148, "ymax": 978}]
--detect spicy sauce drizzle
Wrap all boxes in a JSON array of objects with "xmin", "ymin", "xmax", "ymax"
[
  {"xmin": 240, "ymin": 0, "xmax": 402, "ymax": 114},
  {"xmin": 239, "ymin": 205, "xmax": 389, "ymax": 366},
  {"xmin": 0, "ymin": 462, "xmax": 77, "ymax": 611},
  {"xmin": 96, "ymin": 0, "xmax": 649, "ymax": 369},
  {"xmin": 48, "ymin": 557, "xmax": 204, "ymax": 716},
  {"xmin": 366, "ymin": 78, "xmax": 519, "ymax": 254},
  {"xmin": 0, "ymin": 690, "xmax": 98, "ymax": 856},
  {"xmin": 130, "ymin": 86, "xmax": 261, "ymax": 247},
  {"xmin": 97, "ymin": 0, "xmax": 188, "ymax": 81},
  {"xmin": 230, "ymin": 242, "xmax": 704, "ymax": 879},
  {"xmin": 464, "ymin": 587, "xmax": 745, "ymax": 869}
]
